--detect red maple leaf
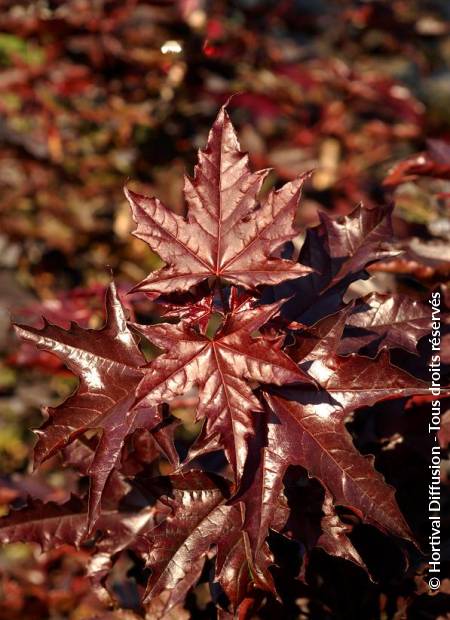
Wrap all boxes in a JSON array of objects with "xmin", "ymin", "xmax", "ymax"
[
  {"xmin": 6, "ymin": 105, "xmax": 440, "ymax": 618},
  {"xmin": 133, "ymin": 296, "xmax": 313, "ymax": 482},
  {"xmin": 125, "ymin": 106, "xmax": 312, "ymax": 296},
  {"xmin": 14, "ymin": 283, "xmax": 177, "ymax": 532}
]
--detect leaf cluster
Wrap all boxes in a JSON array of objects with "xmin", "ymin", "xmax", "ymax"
[{"xmin": 3, "ymin": 107, "xmax": 441, "ymax": 619}]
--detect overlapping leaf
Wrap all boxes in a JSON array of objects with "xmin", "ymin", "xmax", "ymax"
[
  {"xmin": 8, "ymin": 106, "xmax": 439, "ymax": 617},
  {"xmin": 237, "ymin": 308, "xmax": 427, "ymax": 572},
  {"xmin": 132, "ymin": 472, "xmax": 269, "ymax": 616},
  {"xmin": 133, "ymin": 298, "xmax": 313, "ymax": 482},
  {"xmin": 266, "ymin": 202, "xmax": 400, "ymax": 324},
  {"xmin": 339, "ymin": 292, "xmax": 431, "ymax": 355},
  {"xmin": 14, "ymin": 283, "xmax": 177, "ymax": 532}
]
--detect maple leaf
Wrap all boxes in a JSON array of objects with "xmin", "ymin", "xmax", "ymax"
[
  {"xmin": 133, "ymin": 298, "xmax": 313, "ymax": 483},
  {"xmin": 132, "ymin": 472, "xmax": 272, "ymax": 616},
  {"xmin": 317, "ymin": 204, "xmax": 400, "ymax": 290},
  {"xmin": 156, "ymin": 282, "xmax": 216, "ymax": 333},
  {"xmin": 134, "ymin": 472, "xmax": 233, "ymax": 612},
  {"xmin": 339, "ymin": 292, "xmax": 431, "ymax": 355},
  {"xmin": 0, "ymin": 483, "xmax": 173, "ymax": 613},
  {"xmin": 124, "ymin": 106, "xmax": 312, "ymax": 296},
  {"xmin": 0, "ymin": 496, "xmax": 90, "ymax": 550},
  {"xmin": 291, "ymin": 307, "xmax": 428, "ymax": 414},
  {"xmin": 315, "ymin": 492, "xmax": 367, "ymax": 572},
  {"xmin": 275, "ymin": 478, "xmax": 368, "ymax": 578},
  {"xmin": 237, "ymin": 307, "xmax": 426, "ymax": 573},
  {"xmin": 214, "ymin": 519, "xmax": 274, "ymax": 611},
  {"xmin": 266, "ymin": 202, "xmax": 400, "ymax": 325},
  {"xmin": 5, "ymin": 104, "xmax": 442, "ymax": 618},
  {"xmin": 14, "ymin": 283, "xmax": 177, "ymax": 533},
  {"xmin": 0, "ymin": 493, "xmax": 163, "ymax": 553}
]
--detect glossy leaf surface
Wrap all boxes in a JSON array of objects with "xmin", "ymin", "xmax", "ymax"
[
  {"xmin": 125, "ymin": 107, "xmax": 312, "ymax": 296},
  {"xmin": 8, "ymin": 106, "xmax": 439, "ymax": 618},
  {"xmin": 340, "ymin": 292, "xmax": 431, "ymax": 355},
  {"xmin": 14, "ymin": 283, "xmax": 176, "ymax": 532},
  {"xmin": 134, "ymin": 299, "xmax": 312, "ymax": 482},
  {"xmin": 268, "ymin": 202, "xmax": 400, "ymax": 324},
  {"xmin": 237, "ymin": 309, "xmax": 426, "ymax": 572}
]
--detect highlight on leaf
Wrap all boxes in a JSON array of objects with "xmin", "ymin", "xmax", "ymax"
[
  {"xmin": 4, "ymin": 103, "xmax": 443, "ymax": 619},
  {"xmin": 124, "ymin": 105, "xmax": 312, "ymax": 297}
]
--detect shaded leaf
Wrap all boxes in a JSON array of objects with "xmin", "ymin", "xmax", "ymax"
[
  {"xmin": 237, "ymin": 308, "xmax": 426, "ymax": 573},
  {"xmin": 133, "ymin": 472, "xmax": 266, "ymax": 615},
  {"xmin": 339, "ymin": 292, "xmax": 431, "ymax": 355},
  {"xmin": 266, "ymin": 203, "xmax": 400, "ymax": 324},
  {"xmin": 0, "ymin": 495, "xmax": 89, "ymax": 550}
]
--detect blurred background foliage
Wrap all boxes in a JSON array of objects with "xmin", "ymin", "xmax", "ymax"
[{"xmin": 0, "ymin": 0, "xmax": 449, "ymax": 618}]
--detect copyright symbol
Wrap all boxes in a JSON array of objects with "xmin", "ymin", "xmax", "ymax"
[{"xmin": 429, "ymin": 577, "xmax": 440, "ymax": 590}]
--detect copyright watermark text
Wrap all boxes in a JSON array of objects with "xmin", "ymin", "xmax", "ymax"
[{"xmin": 428, "ymin": 291, "xmax": 441, "ymax": 591}]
